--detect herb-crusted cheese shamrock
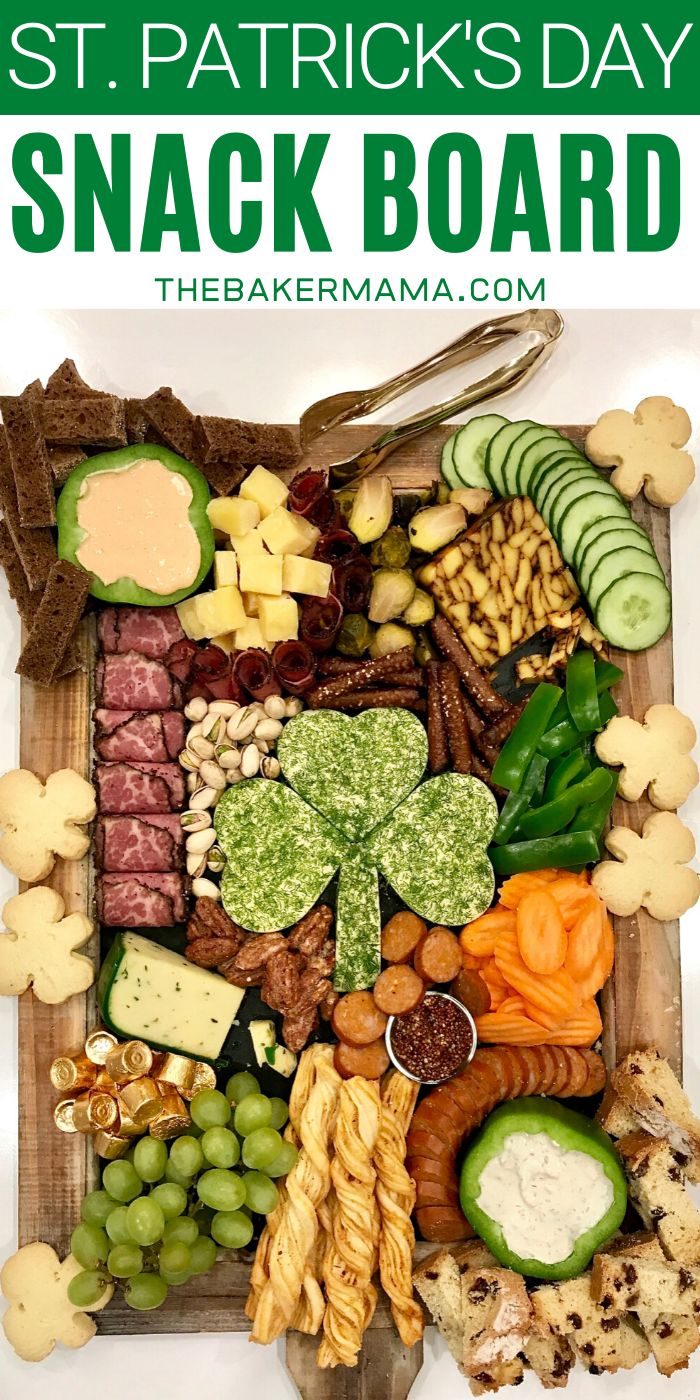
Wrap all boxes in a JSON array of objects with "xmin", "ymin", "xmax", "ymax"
[
  {"xmin": 0, "ymin": 767, "xmax": 96, "ymax": 883},
  {"xmin": 1, "ymin": 1243, "xmax": 113, "ymax": 1362},
  {"xmin": 595, "ymin": 704, "xmax": 698, "ymax": 810},
  {"xmin": 585, "ymin": 396, "xmax": 695, "ymax": 507}
]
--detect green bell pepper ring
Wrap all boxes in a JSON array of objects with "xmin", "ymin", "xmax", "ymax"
[
  {"xmin": 491, "ymin": 753, "xmax": 548, "ymax": 847},
  {"xmin": 57, "ymin": 444, "xmax": 215, "ymax": 606},
  {"xmin": 459, "ymin": 1098, "xmax": 627, "ymax": 1281},
  {"xmin": 568, "ymin": 772, "xmax": 619, "ymax": 843},
  {"xmin": 546, "ymin": 658, "xmax": 622, "ymax": 731},
  {"xmin": 543, "ymin": 748, "xmax": 590, "ymax": 803},
  {"xmin": 517, "ymin": 767, "xmax": 611, "ymax": 840},
  {"xmin": 491, "ymin": 683, "xmax": 562, "ymax": 793},
  {"xmin": 537, "ymin": 690, "xmax": 618, "ymax": 760},
  {"xmin": 489, "ymin": 829, "xmax": 599, "ymax": 875},
  {"xmin": 566, "ymin": 648, "xmax": 600, "ymax": 733}
]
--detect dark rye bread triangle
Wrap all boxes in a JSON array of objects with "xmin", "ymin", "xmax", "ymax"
[
  {"xmin": 141, "ymin": 386, "xmax": 242, "ymax": 493},
  {"xmin": 0, "ymin": 385, "xmax": 56, "ymax": 527},
  {"xmin": 0, "ymin": 523, "xmax": 82, "ymax": 677},
  {"xmin": 48, "ymin": 446, "xmax": 87, "ymax": 486},
  {"xmin": 39, "ymin": 396, "xmax": 127, "ymax": 448},
  {"xmin": 45, "ymin": 357, "xmax": 108, "ymax": 399},
  {"xmin": 0, "ymin": 427, "xmax": 56, "ymax": 589},
  {"xmin": 16, "ymin": 559, "xmax": 90, "ymax": 686},
  {"xmin": 195, "ymin": 414, "xmax": 300, "ymax": 473}
]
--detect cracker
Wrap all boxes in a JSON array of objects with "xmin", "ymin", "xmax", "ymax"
[
  {"xmin": 0, "ymin": 766, "xmax": 96, "ymax": 882},
  {"xmin": 586, "ymin": 396, "xmax": 695, "ymax": 507},
  {"xmin": 0, "ymin": 885, "xmax": 94, "ymax": 1003},
  {"xmin": 48, "ymin": 446, "xmax": 87, "ymax": 485},
  {"xmin": 592, "ymin": 810, "xmax": 700, "ymax": 921},
  {"xmin": 595, "ymin": 704, "xmax": 698, "ymax": 811}
]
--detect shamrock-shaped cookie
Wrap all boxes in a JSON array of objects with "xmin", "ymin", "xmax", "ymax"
[
  {"xmin": 592, "ymin": 811, "xmax": 700, "ymax": 921},
  {"xmin": 0, "ymin": 886, "xmax": 94, "ymax": 1003},
  {"xmin": 586, "ymin": 396, "xmax": 695, "ymax": 506},
  {"xmin": 595, "ymin": 703, "xmax": 698, "ymax": 810},
  {"xmin": 0, "ymin": 767, "xmax": 96, "ymax": 882},
  {"xmin": 1, "ymin": 1243, "xmax": 113, "ymax": 1362}
]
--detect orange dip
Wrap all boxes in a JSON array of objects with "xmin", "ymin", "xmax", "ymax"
[{"xmin": 76, "ymin": 458, "xmax": 200, "ymax": 594}]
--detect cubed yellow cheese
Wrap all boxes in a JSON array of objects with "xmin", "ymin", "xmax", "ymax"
[
  {"xmin": 207, "ymin": 496, "xmax": 260, "ymax": 535},
  {"xmin": 238, "ymin": 553, "xmax": 283, "ymax": 596},
  {"xmin": 282, "ymin": 555, "xmax": 332, "ymax": 598},
  {"xmin": 211, "ymin": 633, "xmax": 236, "ymax": 655},
  {"xmin": 240, "ymin": 465, "xmax": 289, "ymax": 518},
  {"xmin": 177, "ymin": 586, "xmax": 246, "ymax": 640},
  {"xmin": 214, "ymin": 551, "xmax": 238, "ymax": 588},
  {"xmin": 257, "ymin": 507, "xmax": 320, "ymax": 557},
  {"xmin": 175, "ymin": 595, "xmax": 206, "ymax": 640},
  {"xmin": 233, "ymin": 617, "xmax": 272, "ymax": 652},
  {"xmin": 259, "ymin": 593, "xmax": 299, "ymax": 642},
  {"xmin": 230, "ymin": 529, "xmax": 265, "ymax": 559}
]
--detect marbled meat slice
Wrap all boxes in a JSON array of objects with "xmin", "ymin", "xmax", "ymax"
[
  {"xmin": 96, "ymin": 651, "xmax": 182, "ymax": 710},
  {"xmin": 95, "ymin": 761, "xmax": 185, "ymax": 813},
  {"xmin": 98, "ymin": 605, "xmax": 185, "ymax": 658},
  {"xmin": 95, "ymin": 814, "xmax": 184, "ymax": 872},
  {"xmin": 94, "ymin": 710, "xmax": 185, "ymax": 762},
  {"xmin": 99, "ymin": 872, "xmax": 187, "ymax": 926}
]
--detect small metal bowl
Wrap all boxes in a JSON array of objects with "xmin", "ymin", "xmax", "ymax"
[{"xmin": 385, "ymin": 990, "xmax": 478, "ymax": 1086}]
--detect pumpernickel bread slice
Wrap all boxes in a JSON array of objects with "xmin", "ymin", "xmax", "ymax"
[
  {"xmin": 0, "ymin": 385, "xmax": 55, "ymax": 527},
  {"xmin": 16, "ymin": 560, "xmax": 89, "ymax": 685}
]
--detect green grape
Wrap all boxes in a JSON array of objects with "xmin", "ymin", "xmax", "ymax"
[
  {"xmin": 233, "ymin": 1093, "xmax": 272, "ymax": 1137},
  {"xmin": 133, "ymin": 1137, "xmax": 168, "ymax": 1183},
  {"xmin": 190, "ymin": 1089, "xmax": 231, "ymax": 1130},
  {"xmin": 159, "ymin": 1268, "xmax": 191, "ymax": 1286},
  {"xmin": 197, "ymin": 1169, "xmax": 246, "ymax": 1212},
  {"xmin": 80, "ymin": 1190, "xmax": 115, "ymax": 1227},
  {"xmin": 126, "ymin": 1196, "xmax": 165, "ymax": 1246},
  {"xmin": 70, "ymin": 1222, "xmax": 109, "ymax": 1270},
  {"xmin": 192, "ymin": 1206, "xmax": 215, "ymax": 1234},
  {"xmin": 189, "ymin": 1235, "xmax": 217, "ymax": 1275},
  {"xmin": 243, "ymin": 1171, "xmax": 279, "ymax": 1216},
  {"xmin": 169, "ymin": 1135, "xmax": 204, "ymax": 1177},
  {"xmin": 225, "ymin": 1071, "xmax": 259, "ymax": 1105},
  {"xmin": 102, "ymin": 1160, "xmax": 142, "ymax": 1203},
  {"xmin": 268, "ymin": 1098, "xmax": 289, "ymax": 1131},
  {"xmin": 107, "ymin": 1244, "xmax": 143, "ymax": 1279},
  {"xmin": 201, "ymin": 1127, "xmax": 240, "ymax": 1169},
  {"xmin": 125, "ymin": 1273, "xmax": 169, "ymax": 1311},
  {"xmin": 242, "ymin": 1127, "xmax": 283, "ymax": 1170},
  {"xmin": 67, "ymin": 1270, "xmax": 110, "ymax": 1308},
  {"xmin": 159, "ymin": 1240, "xmax": 191, "ymax": 1275},
  {"xmin": 265, "ymin": 1142, "xmax": 299, "ymax": 1178},
  {"xmin": 164, "ymin": 1158, "xmax": 194, "ymax": 1189},
  {"xmin": 149, "ymin": 1182, "xmax": 187, "ymax": 1221},
  {"xmin": 163, "ymin": 1216, "xmax": 199, "ymax": 1246},
  {"xmin": 105, "ymin": 1206, "xmax": 133, "ymax": 1245},
  {"xmin": 211, "ymin": 1210, "xmax": 254, "ymax": 1249}
]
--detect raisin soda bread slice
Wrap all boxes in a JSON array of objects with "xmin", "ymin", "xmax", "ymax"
[
  {"xmin": 597, "ymin": 1086, "xmax": 643, "ymax": 1140},
  {"xmin": 618, "ymin": 1131, "xmax": 700, "ymax": 1264},
  {"xmin": 608, "ymin": 1232, "xmax": 700, "ymax": 1377},
  {"xmin": 413, "ymin": 1246, "xmax": 487, "ymax": 1363},
  {"xmin": 612, "ymin": 1050, "xmax": 700, "ymax": 1182},
  {"xmin": 460, "ymin": 1267, "xmax": 531, "ymax": 1389},
  {"xmin": 591, "ymin": 1253, "xmax": 700, "ymax": 1319},
  {"xmin": 532, "ymin": 1276, "xmax": 650, "ymax": 1373},
  {"xmin": 522, "ymin": 1331, "xmax": 575, "ymax": 1390}
]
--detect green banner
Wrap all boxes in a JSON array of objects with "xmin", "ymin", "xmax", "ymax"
[{"xmin": 0, "ymin": 3, "xmax": 696, "ymax": 116}]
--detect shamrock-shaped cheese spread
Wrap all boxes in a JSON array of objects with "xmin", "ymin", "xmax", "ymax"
[
  {"xmin": 585, "ymin": 396, "xmax": 695, "ymax": 507},
  {"xmin": 0, "ymin": 767, "xmax": 96, "ymax": 882},
  {"xmin": 0, "ymin": 886, "xmax": 94, "ymax": 1003},
  {"xmin": 595, "ymin": 703, "xmax": 698, "ymax": 810},
  {"xmin": 592, "ymin": 811, "xmax": 700, "ymax": 922},
  {"xmin": 1, "ymin": 1243, "xmax": 113, "ymax": 1362},
  {"xmin": 214, "ymin": 708, "xmax": 497, "ymax": 991}
]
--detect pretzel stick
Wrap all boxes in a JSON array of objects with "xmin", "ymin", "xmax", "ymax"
[{"xmin": 375, "ymin": 1071, "xmax": 424, "ymax": 1348}]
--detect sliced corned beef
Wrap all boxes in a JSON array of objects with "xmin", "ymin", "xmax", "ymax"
[
  {"xmin": 96, "ymin": 814, "xmax": 184, "ymax": 872},
  {"xmin": 99, "ymin": 872, "xmax": 187, "ymax": 926},
  {"xmin": 96, "ymin": 651, "xmax": 182, "ymax": 710},
  {"xmin": 95, "ymin": 761, "xmax": 185, "ymax": 813},
  {"xmin": 98, "ymin": 606, "xmax": 185, "ymax": 659},
  {"xmin": 94, "ymin": 710, "xmax": 185, "ymax": 763}
]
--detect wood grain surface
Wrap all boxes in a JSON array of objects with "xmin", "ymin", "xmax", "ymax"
[{"xmin": 14, "ymin": 424, "xmax": 680, "ymax": 1399}]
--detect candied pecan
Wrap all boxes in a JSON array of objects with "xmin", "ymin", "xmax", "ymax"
[
  {"xmin": 261, "ymin": 950, "xmax": 303, "ymax": 1012},
  {"xmin": 282, "ymin": 1004, "xmax": 319, "ymax": 1053},
  {"xmin": 305, "ymin": 940, "xmax": 336, "ymax": 980},
  {"xmin": 186, "ymin": 937, "xmax": 243, "ymax": 968},
  {"xmin": 218, "ymin": 959, "xmax": 265, "ymax": 988},
  {"xmin": 288, "ymin": 904, "xmax": 333, "ymax": 956},
  {"xmin": 319, "ymin": 986, "xmax": 339, "ymax": 1021},
  {"xmin": 295, "ymin": 969, "xmax": 333, "ymax": 1014},
  {"xmin": 229, "ymin": 932, "xmax": 287, "ymax": 971},
  {"xmin": 187, "ymin": 897, "xmax": 246, "ymax": 945}
]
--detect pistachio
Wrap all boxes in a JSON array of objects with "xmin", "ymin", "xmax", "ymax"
[
  {"xmin": 199, "ymin": 759, "xmax": 226, "ymax": 791},
  {"xmin": 180, "ymin": 810, "xmax": 213, "ymax": 832},
  {"xmin": 189, "ymin": 734, "xmax": 216, "ymax": 762},
  {"xmin": 254, "ymin": 739, "xmax": 270, "ymax": 755},
  {"xmin": 206, "ymin": 846, "xmax": 226, "ymax": 874},
  {"xmin": 227, "ymin": 706, "xmax": 260, "ymax": 742},
  {"xmin": 284, "ymin": 697, "xmax": 304, "ymax": 717},
  {"xmin": 255, "ymin": 717, "xmax": 284, "ymax": 742},
  {"xmin": 191, "ymin": 877, "xmax": 222, "ymax": 901},
  {"xmin": 184, "ymin": 697, "xmax": 209, "ymax": 722},
  {"xmin": 186, "ymin": 850, "xmax": 208, "ymax": 879},
  {"xmin": 178, "ymin": 748, "xmax": 201, "ymax": 772},
  {"xmin": 217, "ymin": 746, "xmax": 242, "ymax": 770},
  {"xmin": 187, "ymin": 721, "xmax": 204, "ymax": 740},
  {"xmin": 240, "ymin": 744, "xmax": 262, "ymax": 778},
  {"xmin": 264, "ymin": 694, "xmax": 287, "ymax": 720},
  {"xmin": 208, "ymin": 700, "xmax": 240, "ymax": 717},
  {"xmin": 261, "ymin": 756, "xmax": 281, "ymax": 779},
  {"xmin": 186, "ymin": 773, "xmax": 199, "ymax": 795},
  {"xmin": 186, "ymin": 828, "xmax": 217, "ymax": 854},
  {"xmin": 189, "ymin": 785, "xmax": 219, "ymax": 811},
  {"xmin": 201, "ymin": 712, "xmax": 227, "ymax": 743},
  {"xmin": 226, "ymin": 768, "xmax": 244, "ymax": 785}
]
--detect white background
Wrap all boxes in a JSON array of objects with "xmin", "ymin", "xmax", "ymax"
[{"xmin": 0, "ymin": 307, "xmax": 699, "ymax": 1395}]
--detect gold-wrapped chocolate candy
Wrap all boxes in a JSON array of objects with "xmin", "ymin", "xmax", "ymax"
[
  {"xmin": 49, "ymin": 1052, "xmax": 96, "ymax": 1095},
  {"xmin": 118, "ymin": 1076, "xmax": 163, "ymax": 1128},
  {"xmin": 104, "ymin": 1040, "xmax": 154, "ymax": 1084},
  {"xmin": 93, "ymin": 1129, "xmax": 131, "ymax": 1160},
  {"xmin": 185, "ymin": 1062, "xmax": 217, "ymax": 1100},
  {"xmin": 154, "ymin": 1052, "xmax": 196, "ymax": 1096},
  {"xmin": 53, "ymin": 1099, "xmax": 77, "ymax": 1133},
  {"xmin": 149, "ymin": 1084, "xmax": 191, "ymax": 1140},
  {"xmin": 84, "ymin": 1029, "xmax": 119, "ymax": 1065}
]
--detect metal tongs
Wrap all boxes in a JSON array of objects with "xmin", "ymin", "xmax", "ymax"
[{"xmin": 300, "ymin": 308, "xmax": 564, "ymax": 485}]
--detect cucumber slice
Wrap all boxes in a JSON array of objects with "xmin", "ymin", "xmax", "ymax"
[
  {"xmin": 574, "ymin": 515, "xmax": 653, "ymax": 575},
  {"xmin": 549, "ymin": 473, "xmax": 619, "ymax": 538},
  {"xmin": 500, "ymin": 426, "xmax": 561, "ymax": 498},
  {"xmin": 453, "ymin": 414, "xmax": 508, "ymax": 490},
  {"xmin": 484, "ymin": 419, "xmax": 538, "ymax": 495},
  {"xmin": 515, "ymin": 441, "xmax": 580, "ymax": 499},
  {"xmin": 557, "ymin": 490, "xmax": 631, "ymax": 564},
  {"xmin": 440, "ymin": 431, "xmax": 462, "ymax": 490},
  {"xmin": 594, "ymin": 572, "xmax": 672, "ymax": 651},
  {"xmin": 587, "ymin": 546, "xmax": 665, "ymax": 612},
  {"xmin": 538, "ymin": 462, "xmax": 593, "ymax": 521},
  {"xmin": 529, "ymin": 454, "xmax": 585, "ymax": 514},
  {"xmin": 579, "ymin": 525, "xmax": 655, "ymax": 596}
]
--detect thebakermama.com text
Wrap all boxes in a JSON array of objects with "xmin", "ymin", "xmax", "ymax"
[{"xmin": 152, "ymin": 274, "xmax": 546, "ymax": 305}]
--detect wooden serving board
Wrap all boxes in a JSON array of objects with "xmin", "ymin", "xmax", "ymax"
[{"xmin": 15, "ymin": 423, "xmax": 680, "ymax": 1400}]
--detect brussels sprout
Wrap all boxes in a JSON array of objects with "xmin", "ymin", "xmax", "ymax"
[
  {"xmin": 369, "ymin": 623, "xmax": 416, "ymax": 659},
  {"xmin": 368, "ymin": 568, "xmax": 416, "ymax": 624},
  {"xmin": 402, "ymin": 588, "xmax": 435, "ymax": 626},
  {"xmin": 391, "ymin": 487, "xmax": 438, "ymax": 527},
  {"xmin": 370, "ymin": 526, "xmax": 411, "ymax": 569},
  {"xmin": 334, "ymin": 489, "xmax": 356, "ymax": 524},
  {"xmin": 337, "ymin": 613, "xmax": 375, "ymax": 657},
  {"xmin": 348, "ymin": 477, "xmax": 394, "ymax": 544},
  {"xmin": 408, "ymin": 503, "xmax": 466, "ymax": 554},
  {"xmin": 450, "ymin": 486, "xmax": 493, "ymax": 516}
]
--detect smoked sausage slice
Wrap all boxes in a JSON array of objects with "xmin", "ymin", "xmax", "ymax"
[
  {"xmin": 331, "ymin": 991, "xmax": 388, "ymax": 1047},
  {"xmin": 373, "ymin": 965, "xmax": 425, "ymax": 1017},
  {"xmin": 414, "ymin": 927, "xmax": 463, "ymax": 984},
  {"xmin": 333, "ymin": 1038, "xmax": 390, "ymax": 1080},
  {"xmin": 450, "ymin": 968, "xmax": 491, "ymax": 1018},
  {"xmin": 381, "ymin": 911, "xmax": 427, "ymax": 964}
]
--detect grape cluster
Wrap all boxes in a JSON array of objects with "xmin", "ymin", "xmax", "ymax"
[{"xmin": 68, "ymin": 1072, "xmax": 297, "ymax": 1312}]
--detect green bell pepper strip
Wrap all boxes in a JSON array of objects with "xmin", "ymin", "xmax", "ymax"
[
  {"xmin": 537, "ymin": 690, "xmax": 618, "ymax": 760},
  {"xmin": 489, "ymin": 829, "xmax": 599, "ymax": 875},
  {"xmin": 546, "ymin": 656, "xmax": 623, "ymax": 730},
  {"xmin": 566, "ymin": 648, "xmax": 601, "ymax": 733},
  {"xmin": 517, "ymin": 767, "xmax": 612, "ymax": 840},
  {"xmin": 491, "ymin": 753, "xmax": 548, "ymax": 847},
  {"xmin": 543, "ymin": 748, "xmax": 590, "ymax": 804},
  {"xmin": 491, "ymin": 683, "xmax": 562, "ymax": 793},
  {"xmin": 568, "ymin": 772, "xmax": 618, "ymax": 843}
]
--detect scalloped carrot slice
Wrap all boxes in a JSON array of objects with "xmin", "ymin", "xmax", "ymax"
[
  {"xmin": 497, "ymin": 996, "xmax": 527, "ymax": 1016},
  {"xmin": 548, "ymin": 877, "xmax": 594, "ymax": 930},
  {"xmin": 495, "ymin": 927, "xmax": 580, "ymax": 1021},
  {"xmin": 475, "ymin": 1011, "xmax": 549, "ymax": 1045},
  {"xmin": 460, "ymin": 907, "xmax": 515, "ymax": 958},
  {"xmin": 565, "ymin": 895, "xmax": 604, "ymax": 981},
  {"xmin": 577, "ymin": 916, "xmax": 615, "ymax": 999},
  {"xmin": 516, "ymin": 890, "xmax": 567, "ymax": 975},
  {"xmin": 522, "ymin": 999, "xmax": 564, "ymax": 1032},
  {"xmin": 498, "ymin": 870, "xmax": 560, "ymax": 909},
  {"xmin": 462, "ymin": 950, "xmax": 489, "ymax": 972},
  {"xmin": 545, "ymin": 999, "xmax": 602, "ymax": 1046}
]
